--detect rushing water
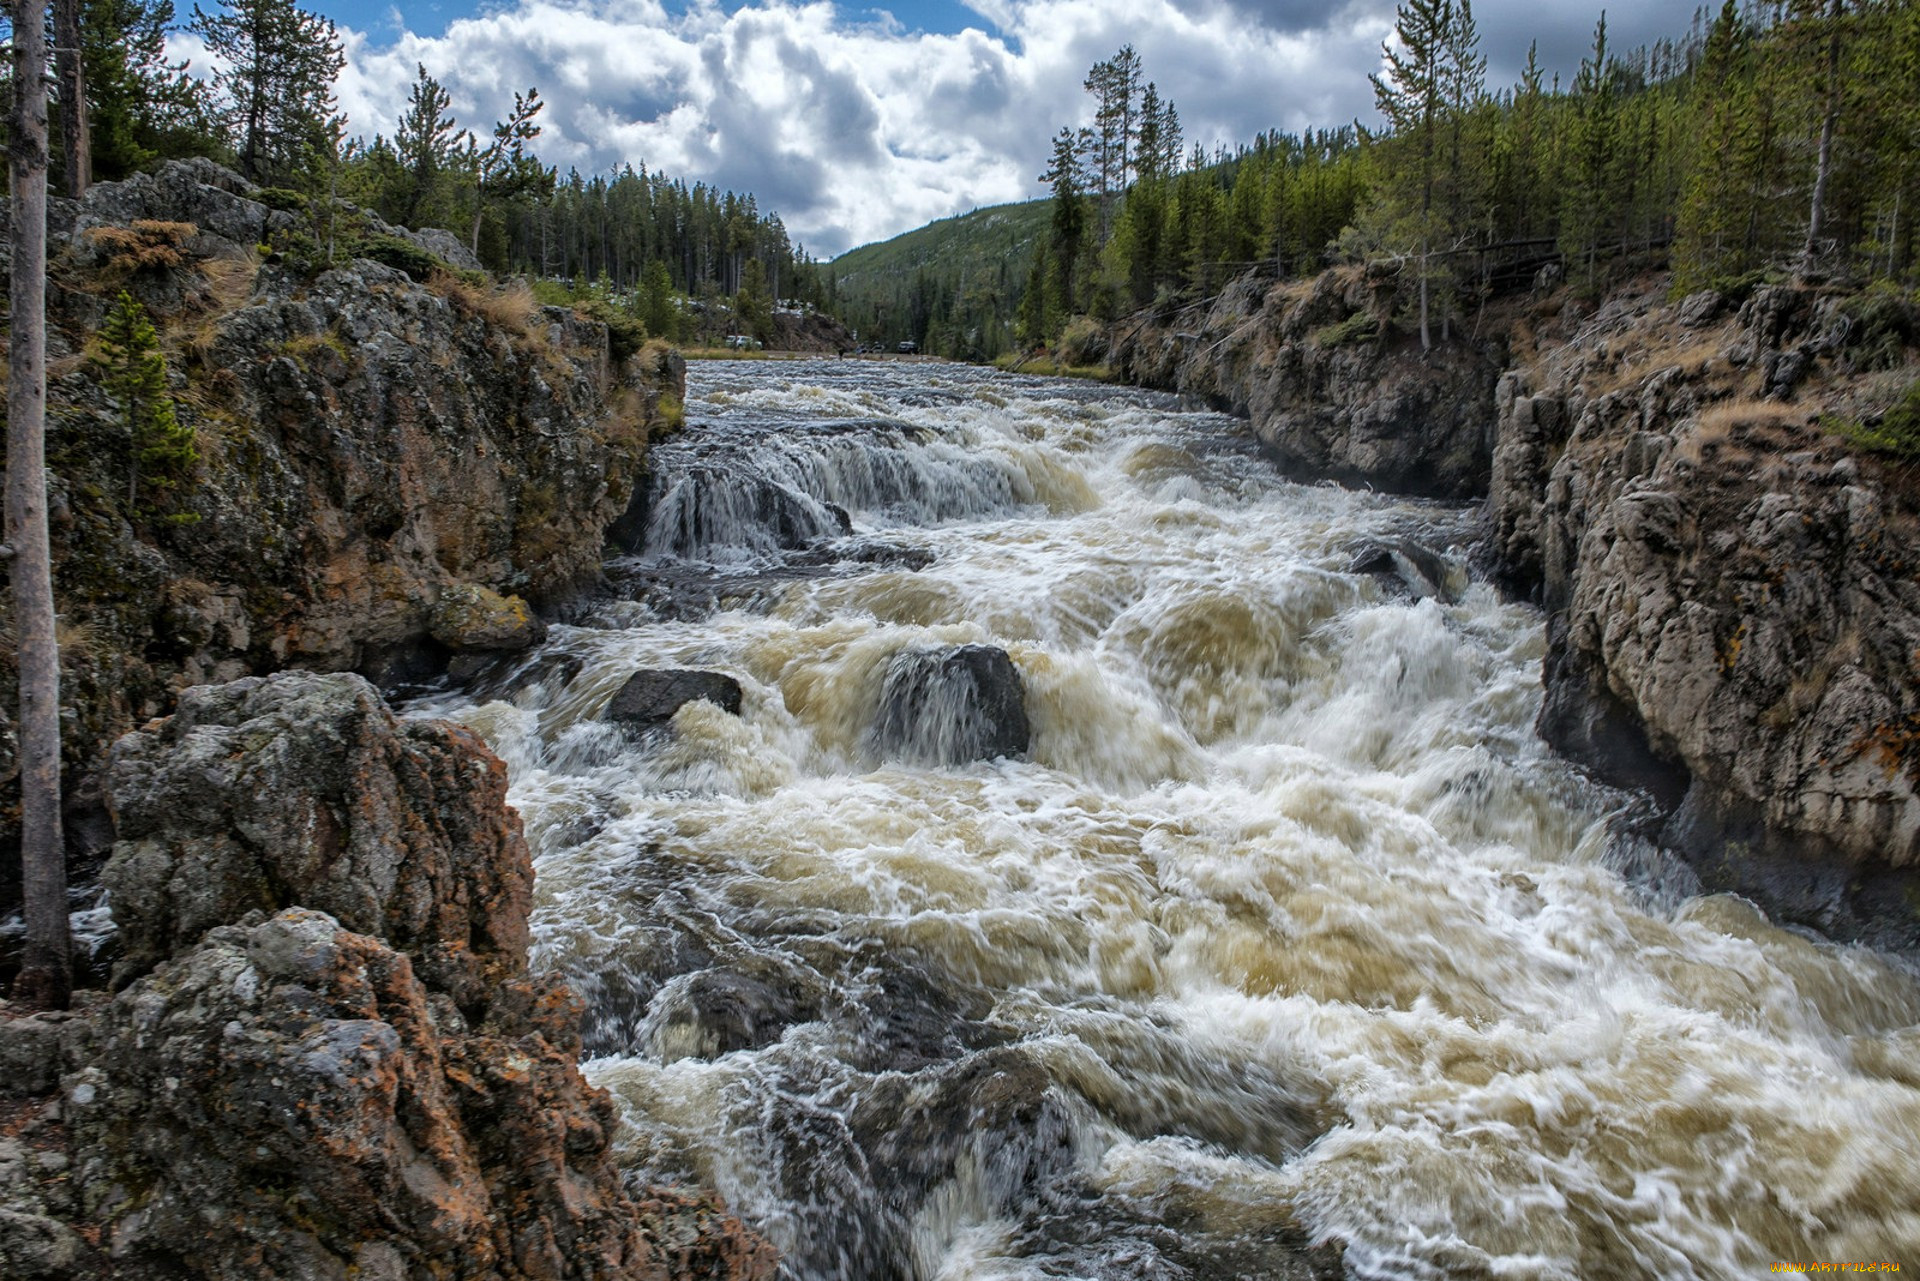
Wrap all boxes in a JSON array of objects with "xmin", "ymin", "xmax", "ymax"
[{"xmin": 413, "ymin": 360, "xmax": 1920, "ymax": 1280}]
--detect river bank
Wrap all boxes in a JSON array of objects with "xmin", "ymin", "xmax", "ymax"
[{"xmin": 1111, "ymin": 266, "xmax": 1920, "ymax": 956}]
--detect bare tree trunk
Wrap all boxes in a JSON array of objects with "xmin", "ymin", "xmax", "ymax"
[
  {"xmin": 1418, "ymin": 238, "xmax": 1432, "ymax": 352},
  {"xmin": 54, "ymin": 0, "xmax": 87, "ymax": 198},
  {"xmin": 1801, "ymin": 0, "xmax": 1845, "ymax": 277},
  {"xmin": 8, "ymin": 0, "xmax": 71, "ymax": 1010}
]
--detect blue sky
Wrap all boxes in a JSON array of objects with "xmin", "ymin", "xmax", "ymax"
[{"xmin": 199, "ymin": 0, "xmax": 1682, "ymax": 257}]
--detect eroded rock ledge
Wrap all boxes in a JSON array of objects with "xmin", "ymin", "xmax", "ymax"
[{"xmin": 2, "ymin": 671, "xmax": 776, "ymax": 1280}]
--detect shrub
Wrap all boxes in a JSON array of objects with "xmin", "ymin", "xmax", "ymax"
[
  {"xmin": 253, "ymin": 187, "xmax": 307, "ymax": 213},
  {"xmin": 1313, "ymin": 310, "xmax": 1377, "ymax": 350},
  {"xmin": 1826, "ymin": 379, "xmax": 1920, "ymax": 460},
  {"xmin": 352, "ymin": 234, "xmax": 446, "ymax": 281},
  {"xmin": 575, "ymin": 297, "xmax": 647, "ymax": 364}
]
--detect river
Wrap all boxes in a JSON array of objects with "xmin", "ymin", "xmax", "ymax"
[{"xmin": 411, "ymin": 360, "xmax": 1920, "ymax": 1280}]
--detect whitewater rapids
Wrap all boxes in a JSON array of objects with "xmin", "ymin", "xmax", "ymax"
[{"xmin": 412, "ymin": 360, "xmax": 1920, "ymax": 1280}]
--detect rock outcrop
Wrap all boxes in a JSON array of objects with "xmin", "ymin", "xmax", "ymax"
[
  {"xmin": 1489, "ymin": 282, "xmax": 1920, "ymax": 952},
  {"xmin": 1111, "ymin": 267, "xmax": 1505, "ymax": 499},
  {"xmin": 0, "ymin": 160, "xmax": 685, "ymax": 912},
  {"xmin": 1110, "ymin": 264, "xmax": 1920, "ymax": 952},
  {"xmin": 2, "ymin": 671, "xmax": 777, "ymax": 1280}
]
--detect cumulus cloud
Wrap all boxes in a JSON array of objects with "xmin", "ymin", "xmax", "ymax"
[{"xmin": 278, "ymin": 0, "xmax": 1681, "ymax": 255}]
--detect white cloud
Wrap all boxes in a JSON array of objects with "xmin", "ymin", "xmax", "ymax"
[{"xmin": 197, "ymin": 0, "xmax": 1680, "ymax": 256}]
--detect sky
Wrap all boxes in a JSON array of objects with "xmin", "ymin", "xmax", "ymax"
[{"xmin": 174, "ymin": 0, "xmax": 1691, "ymax": 258}]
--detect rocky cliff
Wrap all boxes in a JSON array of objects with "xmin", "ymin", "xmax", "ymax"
[
  {"xmin": 1111, "ymin": 267, "xmax": 1920, "ymax": 954},
  {"xmin": 1110, "ymin": 266, "xmax": 1505, "ymax": 499},
  {"xmin": 1, "ymin": 671, "xmax": 777, "ymax": 1279},
  {"xmin": 1490, "ymin": 280, "xmax": 1920, "ymax": 953},
  {"xmin": 0, "ymin": 160, "xmax": 684, "ymax": 912}
]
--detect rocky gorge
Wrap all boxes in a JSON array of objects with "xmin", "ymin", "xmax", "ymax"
[
  {"xmin": 2, "ymin": 163, "xmax": 776, "ymax": 1277},
  {"xmin": 1113, "ymin": 264, "xmax": 1920, "ymax": 955}
]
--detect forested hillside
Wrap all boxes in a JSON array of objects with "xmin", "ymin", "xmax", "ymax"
[
  {"xmin": 17, "ymin": 0, "xmax": 827, "ymax": 345},
  {"xmin": 830, "ymin": 200, "xmax": 1049, "ymax": 356},
  {"xmin": 846, "ymin": 0, "xmax": 1920, "ymax": 362}
]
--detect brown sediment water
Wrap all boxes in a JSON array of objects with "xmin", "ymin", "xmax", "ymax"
[{"xmin": 412, "ymin": 360, "xmax": 1920, "ymax": 1280}]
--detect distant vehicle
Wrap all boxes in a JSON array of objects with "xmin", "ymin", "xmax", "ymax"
[{"xmin": 896, "ymin": 340, "xmax": 918, "ymax": 355}]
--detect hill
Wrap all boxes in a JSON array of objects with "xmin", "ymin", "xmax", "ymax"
[{"xmin": 829, "ymin": 199, "xmax": 1049, "ymax": 357}]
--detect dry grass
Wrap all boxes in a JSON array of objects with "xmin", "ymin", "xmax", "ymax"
[
  {"xmin": 86, "ymin": 220, "xmax": 197, "ymax": 274},
  {"xmin": 428, "ymin": 272, "xmax": 537, "ymax": 334},
  {"xmin": 1589, "ymin": 328, "xmax": 1725, "ymax": 397}
]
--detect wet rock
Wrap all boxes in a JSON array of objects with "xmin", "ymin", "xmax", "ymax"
[
  {"xmin": 606, "ymin": 669, "xmax": 744, "ymax": 730},
  {"xmin": 873, "ymin": 644, "xmax": 1030, "ymax": 765},
  {"xmin": 430, "ymin": 581, "xmax": 548, "ymax": 651},
  {"xmin": 646, "ymin": 959, "xmax": 828, "ymax": 1062},
  {"xmin": 1348, "ymin": 538, "xmax": 1461, "ymax": 603}
]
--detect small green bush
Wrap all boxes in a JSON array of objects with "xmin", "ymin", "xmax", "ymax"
[
  {"xmin": 352, "ymin": 234, "xmax": 446, "ymax": 281},
  {"xmin": 575, "ymin": 297, "xmax": 647, "ymax": 363},
  {"xmin": 1827, "ymin": 379, "xmax": 1920, "ymax": 460},
  {"xmin": 253, "ymin": 187, "xmax": 308, "ymax": 213},
  {"xmin": 1313, "ymin": 311, "xmax": 1377, "ymax": 350}
]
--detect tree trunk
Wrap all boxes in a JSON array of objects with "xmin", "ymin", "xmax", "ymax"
[
  {"xmin": 8, "ymin": 0, "xmax": 71, "ymax": 1010},
  {"xmin": 1418, "ymin": 239, "xmax": 1432, "ymax": 352},
  {"xmin": 1801, "ymin": 0, "xmax": 1845, "ymax": 277},
  {"xmin": 54, "ymin": 0, "xmax": 86, "ymax": 197}
]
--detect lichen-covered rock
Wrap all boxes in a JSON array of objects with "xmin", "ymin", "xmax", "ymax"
[
  {"xmin": 29, "ymin": 671, "xmax": 780, "ymax": 1281},
  {"xmin": 103, "ymin": 671, "xmax": 532, "ymax": 1010},
  {"xmin": 431, "ymin": 582, "xmax": 548, "ymax": 651}
]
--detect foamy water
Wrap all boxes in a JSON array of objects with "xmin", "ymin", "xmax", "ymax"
[{"xmin": 412, "ymin": 360, "xmax": 1920, "ymax": 1279}]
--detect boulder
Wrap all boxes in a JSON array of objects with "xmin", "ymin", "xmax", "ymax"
[
  {"xmin": 103, "ymin": 671, "xmax": 532, "ymax": 1012},
  {"xmin": 605, "ymin": 669, "xmax": 744, "ymax": 729},
  {"xmin": 1348, "ymin": 537, "xmax": 1461, "ymax": 603},
  {"xmin": 430, "ymin": 581, "xmax": 548, "ymax": 651},
  {"xmin": 58, "ymin": 671, "xmax": 779, "ymax": 1281},
  {"xmin": 873, "ymin": 645, "xmax": 1030, "ymax": 765}
]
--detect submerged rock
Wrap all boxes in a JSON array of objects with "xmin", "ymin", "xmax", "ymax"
[
  {"xmin": 1348, "ymin": 537, "xmax": 1462, "ymax": 603},
  {"xmin": 606, "ymin": 669, "xmax": 745, "ymax": 729},
  {"xmin": 872, "ymin": 644, "xmax": 1030, "ymax": 764}
]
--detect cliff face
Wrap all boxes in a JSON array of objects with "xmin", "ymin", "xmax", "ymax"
[
  {"xmin": 1491, "ymin": 282, "xmax": 1920, "ymax": 952},
  {"xmin": 0, "ymin": 161, "xmax": 683, "ymax": 899},
  {"xmin": 2, "ymin": 672, "xmax": 776, "ymax": 1280},
  {"xmin": 1110, "ymin": 267, "xmax": 1505, "ymax": 499},
  {"xmin": 1110, "ymin": 268, "xmax": 1920, "ymax": 953}
]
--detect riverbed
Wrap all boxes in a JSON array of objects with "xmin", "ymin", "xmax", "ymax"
[{"xmin": 413, "ymin": 360, "xmax": 1920, "ymax": 1280}]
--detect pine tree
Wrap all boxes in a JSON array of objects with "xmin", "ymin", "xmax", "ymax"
[
  {"xmin": 1371, "ymin": 0, "xmax": 1454, "ymax": 349},
  {"xmin": 1559, "ymin": 12, "xmax": 1618, "ymax": 293},
  {"xmin": 469, "ymin": 87, "xmax": 551, "ymax": 256},
  {"xmin": 190, "ymin": 0, "xmax": 343, "ymax": 185},
  {"xmin": 394, "ymin": 63, "xmax": 465, "ymax": 226},
  {"xmin": 1042, "ymin": 126, "xmax": 1088, "ymax": 317},
  {"xmin": 95, "ymin": 291, "xmax": 196, "ymax": 516}
]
